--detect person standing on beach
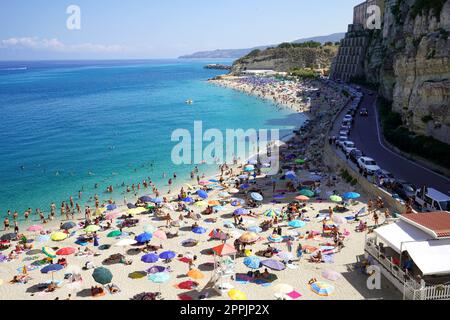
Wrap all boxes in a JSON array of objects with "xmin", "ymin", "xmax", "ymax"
[
  {"xmin": 13, "ymin": 211, "xmax": 18, "ymax": 221},
  {"xmin": 24, "ymin": 210, "xmax": 29, "ymax": 220},
  {"xmin": 3, "ymin": 217, "xmax": 10, "ymax": 231},
  {"xmin": 60, "ymin": 202, "xmax": 65, "ymax": 217}
]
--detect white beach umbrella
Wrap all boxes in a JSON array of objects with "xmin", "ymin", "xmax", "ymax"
[{"xmin": 114, "ymin": 238, "xmax": 137, "ymax": 247}]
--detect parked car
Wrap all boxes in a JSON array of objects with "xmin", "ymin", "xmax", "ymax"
[
  {"xmin": 341, "ymin": 123, "xmax": 351, "ymax": 131},
  {"xmin": 374, "ymin": 169, "xmax": 395, "ymax": 186},
  {"xmin": 357, "ymin": 157, "xmax": 381, "ymax": 175},
  {"xmin": 390, "ymin": 180, "xmax": 417, "ymax": 202},
  {"xmin": 360, "ymin": 108, "xmax": 368, "ymax": 116},
  {"xmin": 336, "ymin": 136, "xmax": 348, "ymax": 147},
  {"xmin": 349, "ymin": 149, "xmax": 363, "ymax": 163},
  {"xmin": 339, "ymin": 129, "xmax": 349, "ymax": 137},
  {"xmin": 343, "ymin": 114, "xmax": 353, "ymax": 122},
  {"xmin": 342, "ymin": 141, "xmax": 356, "ymax": 155},
  {"xmin": 415, "ymin": 187, "xmax": 450, "ymax": 212}
]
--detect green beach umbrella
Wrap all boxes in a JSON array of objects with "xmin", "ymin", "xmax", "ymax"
[
  {"xmin": 107, "ymin": 230, "xmax": 122, "ymax": 238},
  {"xmin": 295, "ymin": 159, "xmax": 306, "ymax": 165},
  {"xmin": 92, "ymin": 267, "xmax": 113, "ymax": 285},
  {"xmin": 42, "ymin": 246, "xmax": 57, "ymax": 258},
  {"xmin": 330, "ymin": 195, "xmax": 343, "ymax": 203},
  {"xmin": 299, "ymin": 189, "xmax": 314, "ymax": 197},
  {"xmin": 84, "ymin": 225, "xmax": 100, "ymax": 233}
]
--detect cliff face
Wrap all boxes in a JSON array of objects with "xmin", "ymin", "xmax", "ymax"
[
  {"xmin": 231, "ymin": 46, "xmax": 338, "ymax": 75},
  {"xmin": 365, "ymin": 0, "xmax": 450, "ymax": 143}
]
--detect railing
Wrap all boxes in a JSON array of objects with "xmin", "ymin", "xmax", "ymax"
[{"xmin": 365, "ymin": 237, "xmax": 450, "ymax": 300}]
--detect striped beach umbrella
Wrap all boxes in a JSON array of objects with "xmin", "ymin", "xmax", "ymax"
[
  {"xmin": 42, "ymin": 246, "xmax": 56, "ymax": 258},
  {"xmin": 310, "ymin": 281, "xmax": 335, "ymax": 296},
  {"xmin": 263, "ymin": 209, "xmax": 281, "ymax": 218}
]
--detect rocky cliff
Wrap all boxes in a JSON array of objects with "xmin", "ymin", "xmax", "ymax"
[
  {"xmin": 230, "ymin": 45, "xmax": 339, "ymax": 75},
  {"xmin": 364, "ymin": 0, "xmax": 450, "ymax": 143}
]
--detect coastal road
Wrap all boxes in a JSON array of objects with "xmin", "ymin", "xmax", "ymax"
[{"xmin": 332, "ymin": 88, "xmax": 450, "ymax": 195}]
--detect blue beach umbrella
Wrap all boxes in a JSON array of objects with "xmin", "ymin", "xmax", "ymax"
[
  {"xmin": 106, "ymin": 204, "xmax": 117, "ymax": 211},
  {"xmin": 213, "ymin": 205, "xmax": 226, "ymax": 211},
  {"xmin": 150, "ymin": 197, "xmax": 163, "ymax": 204},
  {"xmin": 247, "ymin": 226, "xmax": 262, "ymax": 233},
  {"xmin": 183, "ymin": 197, "xmax": 194, "ymax": 203},
  {"xmin": 141, "ymin": 253, "xmax": 159, "ymax": 263},
  {"xmin": 263, "ymin": 209, "xmax": 281, "ymax": 218},
  {"xmin": 35, "ymin": 235, "xmax": 50, "ymax": 243},
  {"xmin": 159, "ymin": 251, "xmax": 176, "ymax": 260},
  {"xmin": 61, "ymin": 221, "xmax": 76, "ymax": 230},
  {"xmin": 148, "ymin": 272, "xmax": 170, "ymax": 283},
  {"xmin": 244, "ymin": 256, "xmax": 261, "ymax": 269},
  {"xmin": 238, "ymin": 174, "xmax": 249, "ymax": 179},
  {"xmin": 250, "ymin": 192, "xmax": 263, "ymax": 201},
  {"xmin": 127, "ymin": 203, "xmax": 137, "ymax": 209},
  {"xmin": 41, "ymin": 264, "xmax": 63, "ymax": 274},
  {"xmin": 343, "ymin": 192, "xmax": 361, "ymax": 200},
  {"xmin": 192, "ymin": 227, "xmax": 206, "ymax": 234},
  {"xmin": 288, "ymin": 220, "xmax": 306, "ymax": 228},
  {"xmin": 135, "ymin": 232, "xmax": 153, "ymax": 243},
  {"xmin": 139, "ymin": 196, "xmax": 153, "ymax": 203},
  {"xmin": 285, "ymin": 171, "xmax": 297, "ymax": 180},
  {"xmin": 197, "ymin": 190, "xmax": 208, "ymax": 199},
  {"xmin": 240, "ymin": 184, "xmax": 250, "ymax": 190},
  {"xmin": 234, "ymin": 208, "xmax": 248, "ymax": 216}
]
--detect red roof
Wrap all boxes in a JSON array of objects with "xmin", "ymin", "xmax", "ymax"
[
  {"xmin": 211, "ymin": 243, "xmax": 236, "ymax": 256},
  {"xmin": 402, "ymin": 212, "xmax": 450, "ymax": 238}
]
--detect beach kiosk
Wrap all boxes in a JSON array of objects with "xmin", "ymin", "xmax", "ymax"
[{"xmin": 210, "ymin": 243, "xmax": 237, "ymax": 295}]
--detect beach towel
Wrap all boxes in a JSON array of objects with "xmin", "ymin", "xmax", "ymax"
[
  {"xmin": 286, "ymin": 290, "xmax": 302, "ymax": 299},
  {"xmin": 17, "ymin": 265, "xmax": 39, "ymax": 273},
  {"xmin": 178, "ymin": 293, "xmax": 193, "ymax": 300},
  {"xmin": 323, "ymin": 254, "xmax": 334, "ymax": 264}
]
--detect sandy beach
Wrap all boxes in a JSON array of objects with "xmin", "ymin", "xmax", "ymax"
[{"xmin": 0, "ymin": 76, "xmax": 402, "ymax": 300}]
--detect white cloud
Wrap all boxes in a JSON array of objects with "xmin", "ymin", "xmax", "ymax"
[{"xmin": 0, "ymin": 37, "xmax": 125, "ymax": 53}]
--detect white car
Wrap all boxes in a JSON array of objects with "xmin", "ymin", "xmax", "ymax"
[
  {"xmin": 343, "ymin": 115, "xmax": 353, "ymax": 122},
  {"xmin": 357, "ymin": 157, "xmax": 381, "ymax": 175},
  {"xmin": 342, "ymin": 141, "xmax": 356, "ymax": 154},
  {"xmin": 336, "ymin": 136, "xmax": 348, "ymax": 147},
  {"xmin": 339, "ymin": 129, "xmax": 349, "ymax": 136}
]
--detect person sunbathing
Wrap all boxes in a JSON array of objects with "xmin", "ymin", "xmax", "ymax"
[
  {"xmin": 310, "ymin": 251, "xmax": 322, "ymax": 263},
  {"xmin": 91, "ymin": 286, "xmax": 105, "ymax": 297}
]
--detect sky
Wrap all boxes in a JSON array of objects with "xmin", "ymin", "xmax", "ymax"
[{"xmin": 0, "ymin": 0, "xmax": 362, "ymax": 60}]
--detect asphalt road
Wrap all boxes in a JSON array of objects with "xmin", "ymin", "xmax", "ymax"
[{"xmin": 332, "ymin": 88, "xmax": 450, "ymax": 195}]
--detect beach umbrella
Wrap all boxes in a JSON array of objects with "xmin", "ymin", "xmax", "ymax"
[
  {"xmin": 288, "ymin": 220, "xmax": 306, "ymax": 228},
  {"xmin": 211, "ymin": 243, "xmax": 237, "ymax": 256},
  {"xmin": 273, "ymin": 283, "xmax": 294, "ymax": 294},
  {"xmin": 92, "ymin": 267, "xmax": 113, "ymax": 285},
  {"xmin": 135, "ymin": 232, "xmax": 153, "ymax": 243},
  {"xmin": 330, "ymin": 195, "xmax": 342, "ymax": 203},
  {"xmin": 183, "ymin": 197, "xmax": 194, "ymax": 203},
  {"xmin": 147, "ymin": 266, "xmax": 166, "ymax": 274},
  {"xmin": 27, "ymin": 225, "xmax": 44, "ymax": 232},
  {"xmin": 243, "ymin": 256, "xmax": 261, "ymax": 269},
  {"xmin": 332, "ymin": 216, "xmax": 347, "ymax": 225},
  {"xmin": 299, "ymin": 189, "xmax": 314, "ymax": 197},
  {"xmin": 42, "ymin": 246, "xmax": 57, "ymax": 258},
  {"xmin": 106, "ymin": 204, "xmax": 117, "ymax": 211},
  {"xmin": 56, "ymin": 247, "xmax": 76, "ymax": 256},
  {"xmin": 192, "ymin": 227, "xmax": 206, "ymax": 234},
  {"xmin": 1, "ymin": 233, "xmax": 16, "ymax": 241},
  {"xmin": 199, "ymin": 180, "xmax": 211, "ymax": 186},
  {"xmin": 285, "ymin": 171, "xmax": 297, "ymax": 180},
  {"xmin": 51, "ymin": 232, "xmax": 67, "ymax": 241},
  {"xmin": 261, "ymin": 259, "xmax": 285, "ymax": 271},
  {"xmin": 84, "ymin": 225, "xmax": 100, "ymax": 233},
  {"xmin": 193, "ymin": 201, "xmax": 208, "ymax": 207},
  {"xmin": 36, "ymin": 234, "xmax": 50, "ymax": 243},
  {"xmin": 159, "ymin": 251, "xmax": 176, "ymax": 260},
  {"xmin": 208, "ymin": 200, "xmax": 220, "ymax": 206},
  {"xmin": 244, "ymin": 165, "xmax": 254, "ymax": 172},
  {"xmin": 343, "ymin": 192, "xmax": 361, "ymax": 200},
  {"xmin": 107, "ymin": 230, "xmax": 122, "ymax": 238},
  {"xmin": 61, "ymin": 222, "xmax": 76, "ymax": 230},
  {"xmin": 187, "ymin": 269, "xmax": 205, "ymax": 280},
  {"xmin": 228, "ymin": 289, "xmax": 247, "ymax": 300},
  {"xmin": 268, "ymin": 234, "xmax": 283, "ymax": 243},
  {"xmin": 177, "ymin": 280, "xmax": 199, "ymax": 290},
  {"xmin": 105, "ymin": 210, "xmax": 121, "ymax": 220},
  {"xmin": 41, "ymin": 264, "xmax": 63, "ymax": 282},
  {"xmin": 239, "ymin": 232, "xmax": 259, "ymax": 244},
  {"xmin": 240, "ymin": 183, "xmax": 250, "ymax": 190},
  {"xmin": 148, "ymin": 272, "xmax": 170, "ymax": 283},
  {"xmin": 233, "ymin": 208, "xmax": 248, "ymax": 216},
  {"xmin": 322, "ymin": 270, "xmax": 342, "ymax": 281},
  {"xmin": 153, "ymin": 229, "xmax": 167, "ymax": 240},
  {"xmin": 295, "ymin": 159, "xmax": 306, "ymax": 165},
  {"xmin": 143, "ymin": 225, "xmax": 157, "ymax": 233},
  {"xmin": 295, "ymin": 195, "xmax": 310, "ymax": 202},
  {"xmin": 310, "ymin": 281, "xmax": 335, "ymax": 296},
  {"xmin": 196, "ymin": 190, "xmax": 208, "ymax": 199},
  {"xmin": 263, "ymin": 209, "xmax": 281, "ymax": 218},
  {"xmin": 127, "ymin": 207, "xmax": 147, "ymax": 215},
  {"xmin": 150, "ymin": 197, "xmax": 163, "ymax": 204},
  {"xmin": 213, "ymin": 205, "xmax": 225, "ymax": 211},
  {"xmin": 181, "ymin": 239, "xmax": 198, "ymax": 247},
  {"xmin": 114, "ymin": 238, "xmax": 137, "ymax": 247},
  {"xmin": 218, "ymin": 191, "xmax": 230, "ymax": 198},
  {"xmin": 278, "ymin": 251, "xmax": 294, "ymax": 261},
  {"xmin": 127, "ymin": 203, "xmax": 137, "ymax": 209},
  {"xmin": 228, "ymin": 188, "xmax": 239, "ymax": 194},
  {"xmin": 139, "ymin": 196, "xmax": 153, "ymax": 203},
  {"xmin": 250, "ymin": 192, "xmax": 263, "ymax": 201},
  {"xmin": 247, "ymin": 226, "xmax": 262, "ymax": 233},
  {"xmin": 94, "ymin": 207, "xmax": 107, "ymax": 216},
  {"xmin": 141, "ymin": 253, "xmax": 158, "ymax": 263},
  {"xmin": 129, "ymin": 271, "xmax": 147, "ymax": 280}
]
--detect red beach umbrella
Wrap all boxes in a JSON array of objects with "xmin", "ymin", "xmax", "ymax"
[{"xmin": 56, "ymin": 247, "xmax": 76, "ymax": 256}]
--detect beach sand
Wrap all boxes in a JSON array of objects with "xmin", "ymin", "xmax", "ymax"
[{"xmin": 0, "ymin": 76, "xmax": 402, "ymax": 300}]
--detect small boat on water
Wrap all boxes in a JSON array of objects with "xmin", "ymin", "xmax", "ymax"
[{"xmin": 185, "ymin": 99, "xmax": 194, "ymax": 104}]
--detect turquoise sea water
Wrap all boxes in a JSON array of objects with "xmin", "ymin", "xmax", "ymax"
[{"xmin": 0, "ymin": 59, "xmax": 305, "ymax": 224}]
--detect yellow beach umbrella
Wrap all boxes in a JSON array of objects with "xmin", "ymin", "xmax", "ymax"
[
  {"xmin": 51, "ymin": 232, "xmax": 67, "ymax": 241},
  {"xmin": 194, "ymin": 201, "xmax": 208, "ymax": 207},
  {"xmin": 94, "ymin": 207, "xmax": 107, "ymax": 216},
  {"xmin": 127, "ymin": 207, "xmax": 147, "ymax": 215},
  {"xmin": 84, "ymin": 225, "xmax": 100, "ymax": 233},
  {"xmin": 228, "ymin": 289, "xmax": 247, "ymax": 300},
  {"xmin": 187, "ymin": 268, "xmax": 205, "ymax": 280}
]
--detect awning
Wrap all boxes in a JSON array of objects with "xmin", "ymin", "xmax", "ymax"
[
  {"xmin": 403, "ymin": 239, "xmax": 450, "ymax": 276},
  {"xmin": 374, "ymin": 220, "xmax": 431, "ymax": 253}
]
